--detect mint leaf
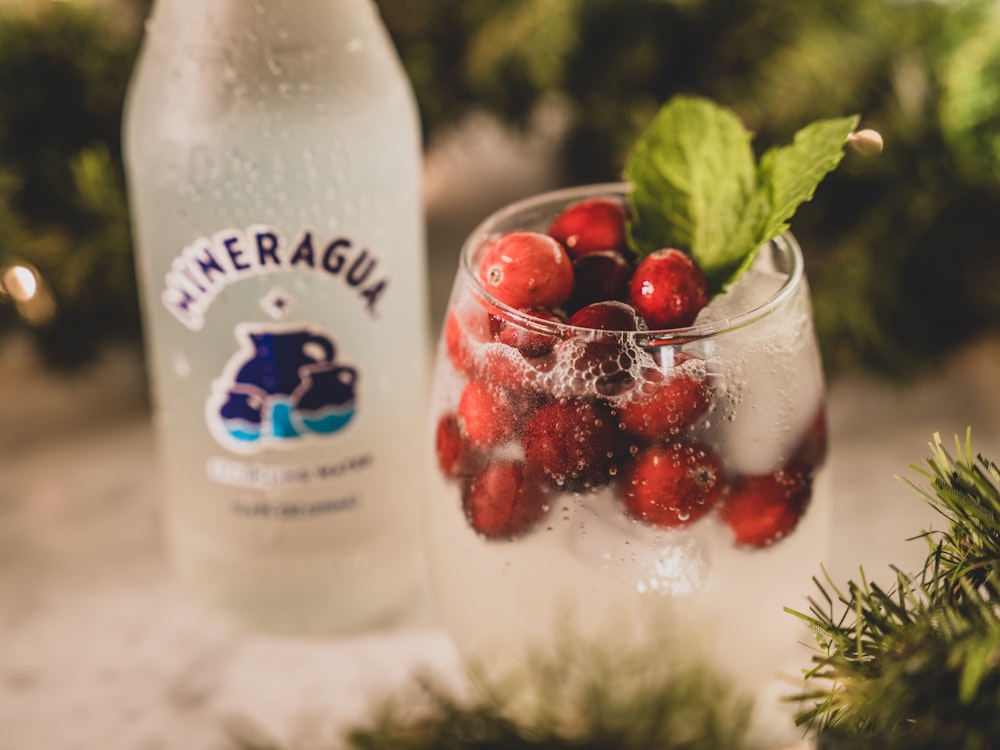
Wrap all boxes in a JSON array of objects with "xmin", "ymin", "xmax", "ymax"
[
  {"xmin": 624, "ymin": 96, "xmax": 859, "ymax": 293},
  {"xmin": 755, "ymin": 114, "xmax": 859, "ymax": 246},
  {"xmin": 624, "ymin": 96, "xmax": 759, "ymax": 291}
]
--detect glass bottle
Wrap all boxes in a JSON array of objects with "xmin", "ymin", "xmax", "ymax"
[{"xmin": 123, "ymin": 0, "xmax": 430, "ymax": 633}]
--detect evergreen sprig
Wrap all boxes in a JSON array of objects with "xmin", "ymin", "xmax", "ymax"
[
  {"xmin": 907, "ymin": 432, "xmax": 1000, "ymax": 605},
  {"xmin": 340, "ymin": 643, "xmax": 761, "ymax": 750},
  {"xmin": 789, "ymin": 430, "xmax": 1000, "ymax": 750},
  {"xmin": 229, "ymin": 643, "xmax": 764, "ymax": 749}
]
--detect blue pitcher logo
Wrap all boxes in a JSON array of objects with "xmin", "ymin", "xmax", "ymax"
[{"xmin": 207, "ymin": 324, "xmax": 358, "ymax": 451}]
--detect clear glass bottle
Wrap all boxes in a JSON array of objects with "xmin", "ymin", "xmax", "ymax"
[{"xmin": 123, "ymin": 0, "xmax": 430, "ymax": 633}]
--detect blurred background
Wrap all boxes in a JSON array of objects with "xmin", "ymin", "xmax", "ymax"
[
  {"xmin": 1, "ymin": 0, "xmax": 999, "ymax": 380},
  {"xmin": 1, "ymin": 1, "xmax": 999, "ymax": 747}
]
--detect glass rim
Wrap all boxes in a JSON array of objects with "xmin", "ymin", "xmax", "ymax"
[{"xmin": 459, "ymin": 181, "xmax": 805, "ymax": 342}]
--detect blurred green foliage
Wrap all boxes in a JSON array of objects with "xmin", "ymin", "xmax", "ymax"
[
  {"xmin": 0, "ymin": 1, "xmax": 140, "ymax": 366},
  {"xmin": 1, "ymin": 0, "xmax": 998, "ymax": 376}
]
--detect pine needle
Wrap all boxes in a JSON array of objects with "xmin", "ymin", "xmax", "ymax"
[{"xmin": 788, "ymin": 429, "xmax": 1000, "ymax": 749}]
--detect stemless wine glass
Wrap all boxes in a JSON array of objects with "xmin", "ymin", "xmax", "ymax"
[{"xmin": 424, "ymin": 183, "xmax": 830, "ymax": 736}]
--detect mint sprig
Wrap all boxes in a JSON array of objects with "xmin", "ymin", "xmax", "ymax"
[{"xmin": 624, "ymin": 96, "xmax": 859, "ymax": 293}]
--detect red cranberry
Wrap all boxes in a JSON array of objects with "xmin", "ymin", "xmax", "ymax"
[
  {"xmin": 562, "ymin": 302, "xmax": 646, "ymax": 398},
  {"xmin": 491, "ymin": 308, "xmax": 566, "ymax": 358},
  {"xmin": 618, "ymin": 357, "xmax": 713, "ymax": 440},
  {"xmin": 435, "ymin": 413, "xmax": 479, "ymax": 479},
  {"xmin": 522, "ymin": 397, "xmax": 619, "ymax": 490},
  {"xmin": 547, "ymin": 196, "xmax": 629, "ymax": 259},
  {"xmin": 457, "ymin": 379, "xmax": 518, "ymax": 449},
  {"xmin": 629, "ymin": 248, "xmax": 709, "ymax": 329},
  {"xmin": 620, "ymin": 442, "xmax": 726, "ymax": 529},
  {"xmin": 567, "ymin": 300, "xmax": 647, "ymax": 331},
  {"xmin": 566, "ymin": 250, "xmax": 633, "ymax": 314},
  {"xmin": 787, "ymin": 405, "xmax": 828, "ymax": 476},
  {"xmin": 462, "ymin": 460, "xmax": 550, "ymax": 539},
  {"xmin": 470, "ymin": 344, "xmax": 549, "ymax": 412},
  {"xmin": 720, "ymin": 469, "xmax": 812, "ymax": 548},
  {"xmin": 478, "ymin": 231, "xmax": 574, "ymax": 309},
  {"xmin": 444, "ymin": 307, "xmax": 492, "ymax": 376}
]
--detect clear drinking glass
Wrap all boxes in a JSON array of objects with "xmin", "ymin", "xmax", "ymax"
[{"xmin": 424, "ymin": 183, "xmax": 830, "ymax": 734}]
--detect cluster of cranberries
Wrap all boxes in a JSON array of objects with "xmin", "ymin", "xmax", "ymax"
[{"xmin": 434, "ymin": 196, "xmax": 825, "ymax": 549}]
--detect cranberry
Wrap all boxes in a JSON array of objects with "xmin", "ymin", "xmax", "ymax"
[
  {"xmin": 478, "ymin": 231, "xmax": 574, "ymax": 309},
  {"xmin": 720, "ymin": 469, "xmax": 812, "ymax": 549},
  {"xmin": 618, "ymin": 357, "xmax": 713, "ymax": 440},
  {"xmin": 462, "ymin": 460, "xmax": 550, "ymax": 539},
  {"xmin": 491, "ymin": 308, "xmax": 566, "ymax": 358},
  {"xmin": 561, "ymin": 302, "xmax": 646, "ymax": 398},
  {"xmin": 457, "ymin": 379, "xmax": 518, "ymax": 449},
  {"xmin": 566, "ymin": 250, "xmax": 633, "ymax": 314},
  {"xmin": 788, "ymin": 405, "xmax": 828, "ymax": 475},
  {"xmin": 435, "ymin": 413, "xmax": 479, "ymax": 479},
  {"xmin": 567, "ymin": 300, "xmax": 647, "ymax": 331},
  {"xmin": 522, "ymin": 397, "xmax": 619, "ymax": 490},
  {"xmin": 629, "ymin": 248, "xmax": 709, "ymax": 329},
  {"xmin": 444, "ymin": 307, "xmax": 492, "ymax": 376},
  {"xmin": 620, "ymin": 442, "xmax": 726, "ymax": 529},
  {"xmin": 470, "ymin": 344, "xmax": 549, "ymax": 412},
  {"xmin": 547, "ymin": 196, "xmax": 629, "ymax": 259},
  {"xmin": 444, "ymin": 312, "xmax": 470, "ymax": 374}
]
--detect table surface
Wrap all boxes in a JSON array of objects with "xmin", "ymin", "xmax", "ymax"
[{"xmin": 3, "ymin": 119, "xmax": 1000, "ymax": 750}]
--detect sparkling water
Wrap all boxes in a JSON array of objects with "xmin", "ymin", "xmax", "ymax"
[{"xmin": 423, "ymin": 187, "xmax": 830, "ymax": 740}]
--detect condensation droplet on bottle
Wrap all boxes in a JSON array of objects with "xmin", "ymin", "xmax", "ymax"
[
  {"xmin": 172, "ymin": 352, "xmax": 191, "ymax": 378},
  {"xmin": 266, "ymin": 57, "xmax": 283, "ymax": 76}
]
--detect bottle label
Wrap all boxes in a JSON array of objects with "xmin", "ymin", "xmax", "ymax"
[
  {"xmin": 161, "ymin": 224, "xmax": 388, "ymax": 331},
  {"xmin": 160, "ymin": 223, "xmax": 391, "ymax": 456},
  {"xmin": 205, "ymin": 322, "xmax": 358, "ymax": 454}
]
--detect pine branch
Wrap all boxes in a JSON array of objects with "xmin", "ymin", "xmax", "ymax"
[
  {"xmin": 788, "ymin": 430, "xmax": 1000, "ymax": 750},
  {"xmin": 341, "ymin": 645, "xmax": 761, "ymax": 750}
]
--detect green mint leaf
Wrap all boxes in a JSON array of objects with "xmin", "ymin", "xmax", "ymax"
[
  {"xmin": 624, "ymin": 96, "xmax": 759, "ymax": 293},
  {"xmin": 755, "ymin": 114, "xmax": 860, "ymax": 247},
  {"xmin": 624, "ymin": 96, "xmax": 859, "ymax": 293}
]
